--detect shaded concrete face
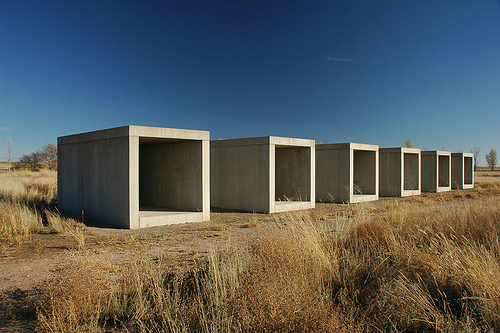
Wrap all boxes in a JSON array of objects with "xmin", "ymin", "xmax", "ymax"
[
  {"xmin": 58, "ymin": 134, "xmax": 131, "ymax": 228},
  {"xmin": 404, "ymin": 153, "xmax": 420, "ymax": 191},
  {"xmin": 139, "ymin": 140, "xmax": 202, "ymax": 212},
  {"xmin": 210, "ymin": 142, "xmax": 270, "ymax": 213},
  {"xmin": 211, "ymin": 136, "xmax": 315, "ymax": 213},
  {"xmin": 275, "ymin": 146, "xmax": 311, "ymax": 201},
  {"xmin": 438, "ymin": 155, "xmax": 450, "ymax": 187},
  {"xmin": 58, "ymin": 126, "xmax": 210, "ymax": 229},
  {"xmin": 421, "ymin": 151, "xmax": 451, "ymax": 193},
  {"xmin": 316, "ymin": 143, "xmax": 379, "ymax": 203},
  {"xmin": 353, "ymin": 150, "xmax": 376, "ymax": 195},
  {"xmin": 379, "ymin": 148, "xmax": 421, "ymax": 197},
  {"xmin": 451, "ymin": 153, "xmax": 474, "ymax": 189}
]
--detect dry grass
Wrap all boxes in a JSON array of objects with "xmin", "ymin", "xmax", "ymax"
[
  {"xmin": 0, "ymin": 170, "xmax": 497, "ymax": 331},
  {"xmin": 37, "ymin": 175, "xmax": 500, "ymax": 332},
  {"xmin": 0, "ymin": 200, "xmax": 42, "ymax": 250},
  {"xmin": 0, "ymin": 170, "xmax": 84, "ymax": 252}
]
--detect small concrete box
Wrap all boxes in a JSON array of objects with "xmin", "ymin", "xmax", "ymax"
[
  {"xmin": 379, "ymin": 147, "xmax": 421, "ymax": 197},
  {"xmin": 451, "ymin": 152, "xmax": 474, "ymax": 190},
  {"xmin": 421, "ymin": 151, "xmax": 451, "ymax": 193},
  {"xmin": 210, "ymin": 136, "xmax": 315, "ymax": 213},
  {"xmin": 58, "ymin": 125, "xmax": 210, "ymax": 229},
  {"xmin": 316, "ymin": 143, "xmax": 379, "ymax": 203}
]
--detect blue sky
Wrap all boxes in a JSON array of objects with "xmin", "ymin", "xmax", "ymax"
[{"xmin": 1, "ymin": 1, "xmax": 499, "ymax": 164}]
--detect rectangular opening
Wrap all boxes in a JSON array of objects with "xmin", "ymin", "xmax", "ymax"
[
  {"xmin": 353, "ymin": 150, "xmax": 376, "ymax": 195},
  {"xmin": 404, "ymin": 153, "xmax": 419, "ymax": 190},
  {"xmin": 438, "ymin": 155, "xmax": 450, "ymax": 187},
  {"xmin": 464, "ymin": 156, "xmax": 473, "ymax": 185},
  {"xmin": 139, "ymin": 139, "xmax": 202, "ymax": 214},
  {"xmin": 275, "ymin": 146, "xmax": 311, "ymax": 201}
]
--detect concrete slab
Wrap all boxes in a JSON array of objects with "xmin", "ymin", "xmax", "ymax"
[
  {"xmin": 379, "ymin": 147, "xmax": 421, "ymax": 197},
  {"xmin": 421, "ymin": 151, "xmax": 451, "ymax": 193},
  {"xmin": 316, "ymin": 143, "xmax": 379, "ymax": 203},
  {"xmin": 58, "ymin": 125, "xmax": 210, "ymax": 229},
  {"xmin": 451, "ymin": 152, "xmax": 474, "ymax": 189},
  {"xmin": 210, "ymin": 136, "xmax": 315, "ymax": 213}
]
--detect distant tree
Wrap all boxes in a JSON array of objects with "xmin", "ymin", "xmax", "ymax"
[
  {"xmin": 41, "ymin": 143, "xmax": 57, "ymax": 170},
  {"xmin": 17, "ymin": 143, "xmax": 56, "ymax": 171},
  {"xmin": 470, "ymin": 147, "xmax": 480, "ymax": 171},
  {"xmin": 7, "ymin": 138, "xmax": 13, "ymax": 172},
  {"xmin": 485, "ymin": 149, "xmax": 497, "ymax": 171},
  {"xmin": 19, "ymin": 151, "xmax": 43, "ymax": 171},
  {"xmin": 405, "ymin": 139, "xmax": 413, "ymax": 148}
]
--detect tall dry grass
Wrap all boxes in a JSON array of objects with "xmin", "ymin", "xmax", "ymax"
[
  {"xmin": 0, "ymin": 170, "xmax": 85, "ymax": 251},
  {"xmin": 36, "ymin": 178, "xmax": 500, "ymax": 332}
]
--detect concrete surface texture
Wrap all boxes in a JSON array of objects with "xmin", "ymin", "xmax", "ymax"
[
  {"xmin": 316, "ymin": 143, "xmax": 379, "ymax": 203},
  {"xmin": 451, "ymin": 152, "xmax": 474, "ymax": 190},
  {"xmin": 210, "ymin": 136, "xmax": 315, "ymax": 213},
  {"xmin": 379, "ymin": 147, "xmax": 421, "ymax": 197},
  {"xmin": 421, "ymin": 151, "xmax": 452, "ymax": 193},
  {"xmin": 58, "ymin": 125, "xmax": 210, "ymax": 229}
]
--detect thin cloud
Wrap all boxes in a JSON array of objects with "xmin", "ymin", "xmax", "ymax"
[
  {"xmin": 0, "ymin": 127, "xmax": 11, "ymax": 131},
  {"xmin": 326, "ymin": 56, "xmax": 354, "ymax": 62}
]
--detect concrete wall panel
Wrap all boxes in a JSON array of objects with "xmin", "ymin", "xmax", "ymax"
[{"xmin": 211, "ymin": 143, "xmax": 270, "ymax": 213}]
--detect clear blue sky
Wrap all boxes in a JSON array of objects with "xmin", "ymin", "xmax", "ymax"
[{"xmin": 1, "ymin": 1, "xmax": 499, "ymax": 165}]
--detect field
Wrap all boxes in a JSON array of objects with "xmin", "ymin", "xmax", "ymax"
[{"xmin": 1, "ymin": 170, "xmax": 500, "ymax": 332}]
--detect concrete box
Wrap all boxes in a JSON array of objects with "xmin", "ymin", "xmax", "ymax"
[
  {"xmin": 379, "ymin": 147, "xmax": 421, "ymax": 197},
  {"xmin": 58, "ymin": 125, "xmax": 210, "ymax": 229},
  {"xmin": 451, "ymin": 152, "xmax": 474, "ymax": 189},
  {"xmin": 421, "ymin": 151, "xmax": 451, "ymax": 193},
  {"xmin": 316, "ymin": 143, "xmax": 379, "ymax": 203},
  {"xmin": 211, "ymin": 136, "xmax": 315, "ymax": 213}
]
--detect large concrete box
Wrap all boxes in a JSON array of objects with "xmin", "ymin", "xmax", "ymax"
[
  {"xmin": 316, "ymin": 143, "xmax": 379, "ymax": 203},
  {"xmin": 58, "ymin": 125, "xmax": 210, "ymax": 229},
  {"xmin": 421, "ymin": 151, "xmax": 451, "ymax": 193},
  {"xmin": 211, "ymin": 136, "xmax": 315, "ymax": 213},
  {"xmin": 451, "ymin": 152, "xmax": 474, "ymax": 190},
  {"xmin": 379, "ymin": 147, "xmax": 421, "ymax": 197}
]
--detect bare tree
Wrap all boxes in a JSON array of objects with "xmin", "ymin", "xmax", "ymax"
[
  {"xmin": 485, "ymin": 149, "xmax": 497, "ymax": 172},
  {"xmin": 405, "ymin": 139, "xmax": 413, "ymax": 148},
  {"xmin": 470, "ymin": 147, "xmax": 480, "ymax": 171},
  {"xmin": 41, "ymin": 143, "xmax": 57, "ymax": 170},
  {"xmin": 19, "ymin": 151, "xmax": 43, "ymax": 171},
  {"xmin": 7, "ymin": 138, "xmax": 13, "ymax": 172}
]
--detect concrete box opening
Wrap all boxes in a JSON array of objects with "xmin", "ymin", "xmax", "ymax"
[
  {"xmin": 438, "ymin": 155, "xmax": 450, "ymax": 187},
  {"xmin": 353, "ymin": 150, "xmax": 376, "ymax": 195},
  {"xmin": 464, "ymin": 157, "xmax": 473, "ymax": 185},
  {"xmin": 139, "ymin": 138, "xmax": 202, "ymax": 216},
  {"xmin": 404, "ymin": 153, "xmax": 420, "ymax": 191},
  {"xmin": 275, "ymin": 146, "xmax": 311, "ymax": 202}
]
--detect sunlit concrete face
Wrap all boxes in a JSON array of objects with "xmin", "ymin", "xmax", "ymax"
[
  {"xmin": 379, "ymin": 148, "xmax": 421, "ymax": 197},
  {"xmin": 210, "ymin": 136, "xmax": 315, "ymax": 213},
  {"xmin": 451, "ymin": 152, "xmax": 474, "ymax": 190},
  {"xmin": 316, "ymin": 143, "xmax": 379, "ymax": 203},
  {"xmin": 58, "ymin": 126, "xmax": 210, "ymax": 229},
  {"xmin": 421, "ymin": 151, "xmax": 451, "ymax": 193}
]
